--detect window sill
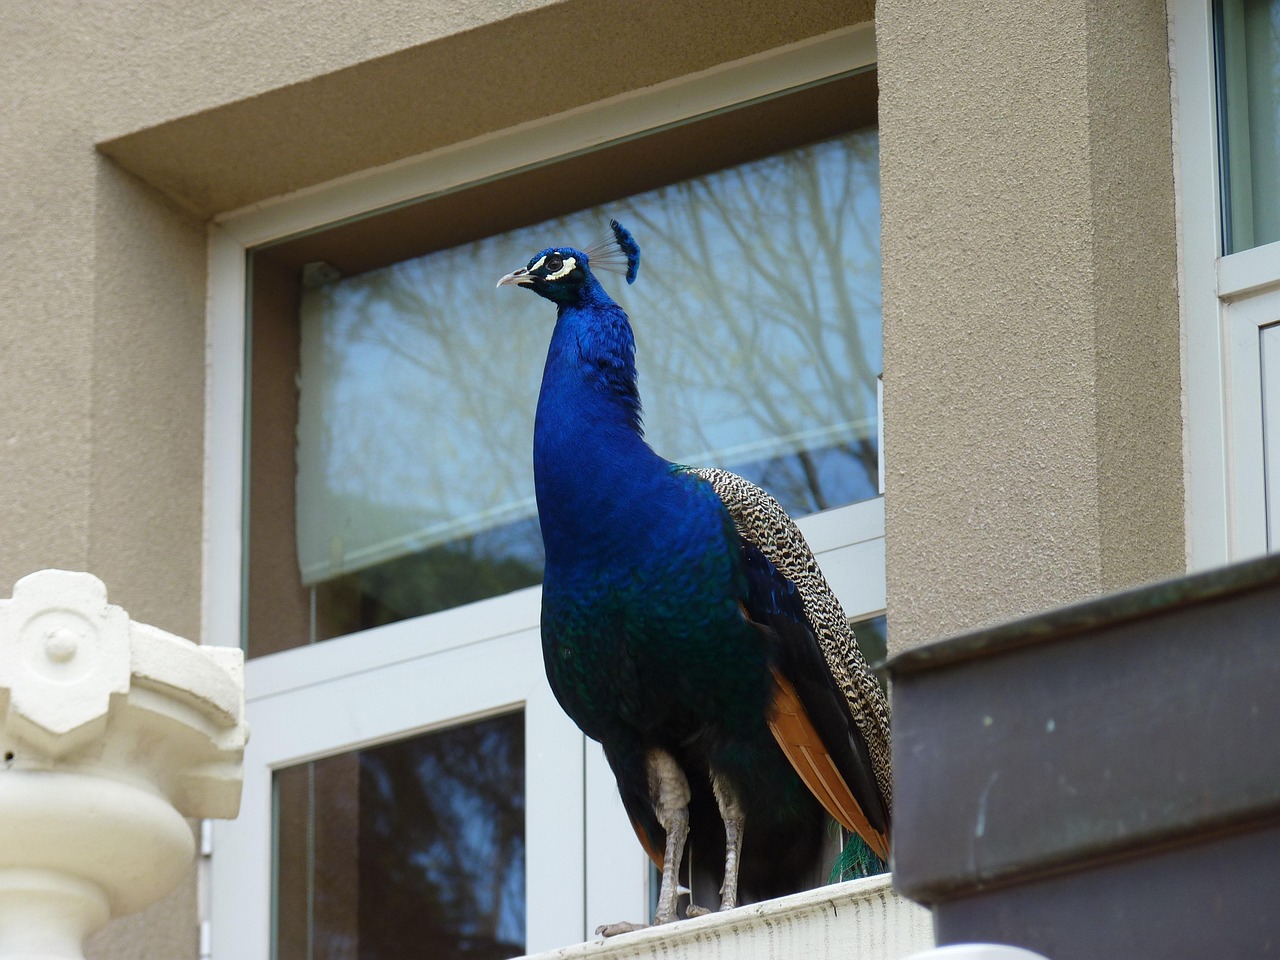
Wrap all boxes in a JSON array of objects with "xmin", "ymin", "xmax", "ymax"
[{"xmin": 524, "ymin": 875, "xmax": 932, "ymax": 960}]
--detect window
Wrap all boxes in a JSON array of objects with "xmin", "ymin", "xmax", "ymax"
[
  {"xmin": 245, "ymin": 71, "xmax": 880, "ymax": 657},
  {"xmin": 274, "ymin": 712, "xmax": 526, "ymax": 960},
  {"xmin": 1172, "ymin": 0, "xmax": 1280, "ymax": 566},
  {"xmin": 206, "ymin": 25, "xmax": 885, "ymax": 960},
  {"xmin": 1216, "ymin": 0, "xmax": 1280, "ymax": 253}
]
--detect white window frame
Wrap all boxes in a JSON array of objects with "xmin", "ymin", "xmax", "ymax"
[
  {"xmin": 1171, "ymin": 0, "xmax": 1280, "ymax": 567},
  {"xmin": 203, "ymin": 23, "xmax": 883, "ymax": 960},
  {"xmin": 1223, "ymin": 282, "xmax": 1280, "ymax": 553}
]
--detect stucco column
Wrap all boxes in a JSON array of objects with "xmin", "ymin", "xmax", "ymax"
[{"xmin": 877, "ymin": 0, "xmax": 1184, "ymax": 651}]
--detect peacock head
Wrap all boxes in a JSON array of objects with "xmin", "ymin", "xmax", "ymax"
[{"xmin": 497, "ymin": 219, "xmax": 640, "ymax": 305}]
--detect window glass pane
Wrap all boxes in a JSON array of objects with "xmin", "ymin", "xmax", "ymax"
[
  {"xmin": 1218, "ymin": 0, "xmax": 1280, "ymax": 252},
  {"xmin": 295, "ymin": 127, "xmax": 881, "ymax": 637},
  {"xmin": 273, "ymin": 712, "xmax": 526, "ymax": 960},
  {"xmin": 853, "ymin": 613, "xmax": 888, "ymax": 671},
  {"xmin": 1262, "ymin": 322, "xmax": 1280, "ymax": 548}
]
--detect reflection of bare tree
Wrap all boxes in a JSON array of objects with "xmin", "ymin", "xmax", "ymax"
[
  {"xmin": 316, "ymin": 246, "xmax": 545, "ymax": 535},
  {"xmin": 299, "ymin": 127, "xmax": 882, "ymax": 620},
  {"xmin": 621, "ymin": 132, "xmax": 881, "ymax": 512},
  {"xmin": 357, "ymin": 713, "xmax": 526, "ymax": 960}
]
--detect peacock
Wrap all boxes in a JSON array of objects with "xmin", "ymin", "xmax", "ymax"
[{"xmin": 498, "ymin": 220, "xmax": 891, "ymax": 934}]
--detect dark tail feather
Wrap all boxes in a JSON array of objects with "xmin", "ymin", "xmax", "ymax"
[{"xmin": 829, "ymin": 831, "xmax": 887, "ymax": 883}]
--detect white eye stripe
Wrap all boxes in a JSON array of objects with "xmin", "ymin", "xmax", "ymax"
[
  {"xmin": 528, "ymin": 254, "xmax": 547, "ymax": 272},
  {"xmin": 545, "ymin": 255, "xmax": 576, "ymax": 281}
]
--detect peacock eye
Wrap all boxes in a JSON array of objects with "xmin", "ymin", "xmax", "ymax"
[{"xmin": 544, "ymin": 253, "xmax": 564, "ymax": 274}]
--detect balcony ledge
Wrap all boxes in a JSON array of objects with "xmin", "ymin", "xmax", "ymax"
[{"xmin": 525, "ymin": 875, "xmax": 932, "ymax": 960}]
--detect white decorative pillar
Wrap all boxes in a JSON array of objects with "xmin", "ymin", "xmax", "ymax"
[{"xmin": 0, "ymin": 570, "xmax": 247, "ymax": 960}]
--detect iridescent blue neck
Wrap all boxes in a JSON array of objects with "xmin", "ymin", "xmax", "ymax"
[{"xmin": 532, "ymin": 282, "xmax": 667, "ymax": 565}]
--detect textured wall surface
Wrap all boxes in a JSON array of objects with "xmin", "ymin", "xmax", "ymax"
[
  {"xmin": 96, "ymin": 0, "xmax": 875, "ymax": 215},
  {"xmin": 1, "ymin": 4, "xmax": 97, "ymax": 584},
  {"xmin": 877, "ymin": 0, "xmax": 1184, "ymax": 652}
]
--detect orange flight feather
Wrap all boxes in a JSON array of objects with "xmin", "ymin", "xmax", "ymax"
[
  {"xmin": 628, "ymin": 816, "xmax": 665, "ymax": 871},
  {"xmin": 767, "ymin": 668, "xmax": 890, "ymax": 862}
]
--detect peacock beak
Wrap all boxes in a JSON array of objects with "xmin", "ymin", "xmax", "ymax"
[{"xmin": 496, "ymin": 267, "xmax": 535, "ymax": 288}]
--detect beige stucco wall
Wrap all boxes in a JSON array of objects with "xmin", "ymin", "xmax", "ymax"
[
  {"xmin": 2, "ymin": 0, "xmax": 1186, "ymax": 955},
  {"xmin": 97, "ymin": 0, "xmax": 877, "ymax": 216},
  {"xmin": 878, "ymin": 0, "xmax": 1185, "ymax": 651}
]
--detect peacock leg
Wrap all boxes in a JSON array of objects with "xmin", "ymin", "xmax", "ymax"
[
  {"xmin": 596, "ymin": 749, "xmax": 691, "ymax": 937},
  {"xmin": 649, "ymin": 750, "xmax": 692, "ymax": 924},
  {"xmin": 654, "ymin": 806, "xmax": 690, "ymax": 923},
  {"xmin": 712, "ymin": 774, "xmax": 746, "ymax": 911}
]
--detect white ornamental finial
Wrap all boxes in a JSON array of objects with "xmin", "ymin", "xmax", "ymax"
[
  {"xmin": 0, "ymin": 569, "xmax": 247, "ymax": 959},
  {"xmin": 0, "ymin": 570, "xmax": 131, "ymax": 758}
]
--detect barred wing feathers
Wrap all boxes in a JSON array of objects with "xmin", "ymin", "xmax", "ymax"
[{"xmin": 689, "ymin": 467, "xmax": 893, "ymax": 819}]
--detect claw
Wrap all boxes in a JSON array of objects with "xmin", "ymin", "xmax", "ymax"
[{"xmin": 596, "ymin": 921, "xmax": 649, "ymax": 938}]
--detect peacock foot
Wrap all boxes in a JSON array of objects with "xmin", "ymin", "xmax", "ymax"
[
  {"xmin": 684, "ymin": 904, "xmax": 711, "ymax": 918},
  {"xmin": 596, "ymin": 920, "xmax": 649, "ymax": 937}
]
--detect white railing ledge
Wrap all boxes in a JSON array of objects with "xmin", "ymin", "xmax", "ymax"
[{"xmin": 525, "ymin": 875, "xmax": 933, "ymax": 960}]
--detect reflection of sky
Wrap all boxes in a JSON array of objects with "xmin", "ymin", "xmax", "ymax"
[
  {"xmin": 358, "ymin": 713, "xmax": 526, "ymax": 956},
  {"xmin": 1259, "ymin": 0, "xmax": 1280, "ymax": 241},
  {"xmin": 407, "ymin": 745, "xmax": 525, "ymax": 950},
  {"xmin": 296, "ymin": 129, "xmax": 882, "ymax": 583},
  {"xmin": 1225, "ymin": 0, "xmax": 1280, "ymax": 249}
]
